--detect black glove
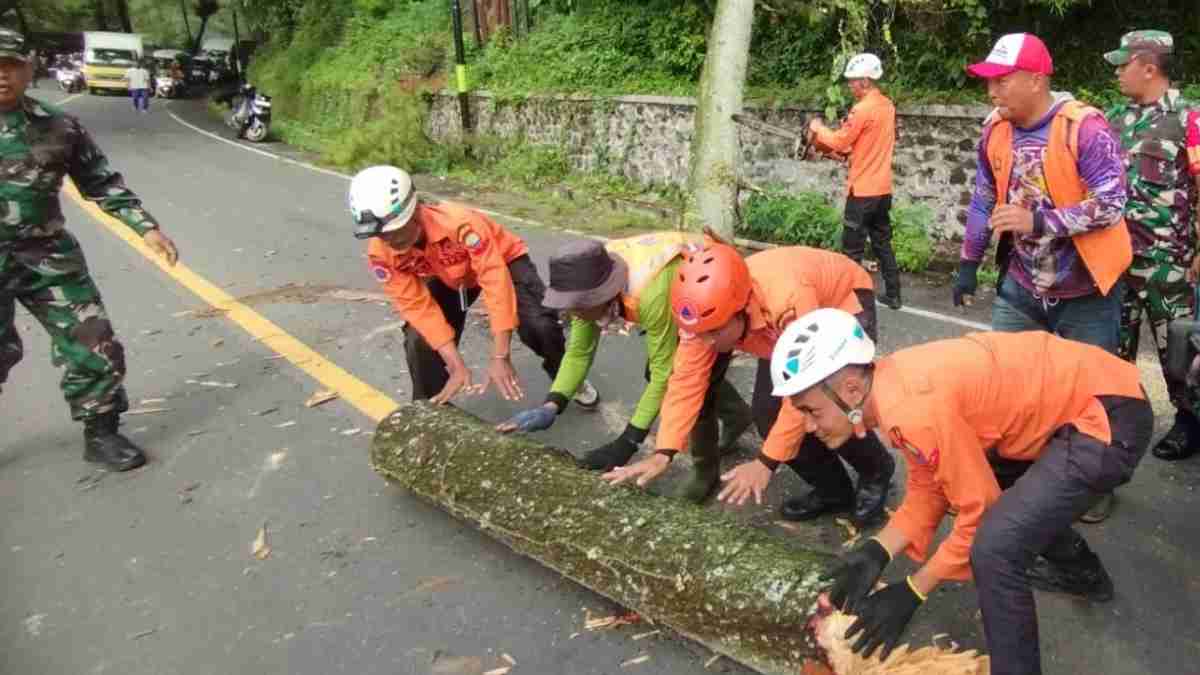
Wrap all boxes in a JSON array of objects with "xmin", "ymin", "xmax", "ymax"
[
  {"xmin": 953, "ymin": 260, "xmax": 979, "ymax": 307},
  {"xmin": 578, "ymin": 423, "xmax": 648, "ymax": 471},
  {"xmin": 821, "ymin": 538, "xmax": 891, "ymax": 612},
  {"xmin": 844, "ymin": 579, "xmax": 924, "ymax": 661}
]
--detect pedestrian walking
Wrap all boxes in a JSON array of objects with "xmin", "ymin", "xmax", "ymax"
[
  {"xmin": 779, "ymin": 309, "xmax": 1151, "ymax": 675},
  {"xmin": 0, "ymin": 29, "xmax": 181, "ymax": 471},
  {"xmin": 125, "ymin": 59, "xmax": 151, "ymax": 113},
  {"xmin": 351, "ymin": 166, "xmax": 597, "ymax": 408},
  {"xmin": 1105, "ymin": 30, "xmax": 1200, "ymax": 462},
  {"xmin": 809, "ymin": 53, "xmax": 902, "ymax": 310}
]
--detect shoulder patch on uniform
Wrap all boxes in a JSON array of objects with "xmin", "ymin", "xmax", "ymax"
[{"xmin": 370, "ymin": 264, "xmax": 392, "ymax": 283}]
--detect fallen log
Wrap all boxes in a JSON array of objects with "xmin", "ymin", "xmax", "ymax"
[{"xmin": 370, "ymin": 402, "xmax": 833, "ymax": 674}]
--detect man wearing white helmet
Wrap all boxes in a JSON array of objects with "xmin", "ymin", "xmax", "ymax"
[
  {"xmin": 771, "ymin": 309, "xmax": 1152, "ymax": 674},
  {"xmin": 351, "ymin": 166, "xmax": 596, "ymax": 406},
  {"xmin": 809, "ymin": 53, "xmax": 902, "ymax": 310}
]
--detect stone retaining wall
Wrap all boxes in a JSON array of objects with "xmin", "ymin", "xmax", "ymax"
[{"xmin": 427, "ymin": 92, "xmax": 992, "ymax": 239}]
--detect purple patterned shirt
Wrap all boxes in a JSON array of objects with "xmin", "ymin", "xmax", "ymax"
[{"xmin": 962, "ymin": 101, "xmax": 1128, "ymax": 298}]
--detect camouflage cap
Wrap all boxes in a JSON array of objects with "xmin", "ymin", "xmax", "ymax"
[{"xmin": 1105, "ymin": 30, "xmax": 1173, "ymax": 66}]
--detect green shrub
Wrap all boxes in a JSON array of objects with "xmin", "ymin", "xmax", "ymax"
[
  {"xmin": 739, "ymin": 189, "xmax": 842, "ymax": 250},
  {"xmin": 324, "ymin": 93, "xmax": 460, "ymax": 174},
  {"xmin": 890, "ymin": 201, "xmax": 935, "ymax": 273}
]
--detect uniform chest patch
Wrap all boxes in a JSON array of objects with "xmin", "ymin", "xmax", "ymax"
[
  {"xmin": 460, "ymin": 228, "xmax": 489, "ymax": 256},
  {"xmin": 889, "ymin": 427, "xmax": 940, "ymax": 468}
]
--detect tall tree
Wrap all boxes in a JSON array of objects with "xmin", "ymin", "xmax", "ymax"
[
  {"xmin": 191, "ymin": 0, "xmax": 219, "ymax": 53},
  {"xmin": 179, "ymin": 0, "xmax": 193, "ymax": 42},
  {"xmin": 115, "ymin": 0, "xmax": 134, "ymax": 32},
  {"xmin": 688, "ymin": 0, "xmax": 754, "ymax": 240}
]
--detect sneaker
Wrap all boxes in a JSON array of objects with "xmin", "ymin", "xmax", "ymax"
[{"xmin": 573, "ymin": 380, "xmax": 600, "ymax": 408}]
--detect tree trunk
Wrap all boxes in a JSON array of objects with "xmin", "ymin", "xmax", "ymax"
[
  {"xmin": 115, "ymin": 0, "xmax": 133, "ymax": 32},
  {"xmin": 180, "ymin": 0, "xmax": 194, "ymax": 43},
  {"xmin": 370, "ymin": 402, "xmax": 832, "ymax": 675},
  {"xmin": 193, "ymin": 17, "xmax": 209, "ymax": 54},
  {"xmin": 94, "ymin": 0, "xmax": 110, "ymax": 30},
  {"xmin": 689, "ymin": 0, "xmax": 754, "ymax": 241}
]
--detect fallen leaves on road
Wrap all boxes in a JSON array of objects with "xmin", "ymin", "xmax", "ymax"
[
  {"xmin": 584, "ymin": 610, "xmax": 641, "ymax": 631},
  {"xmin": 305, "ymin": 390, "xmax": 339, "ymax": 408},
  {"xmin": 404, "ymin": 576, "xmax": 462, "ymax": 596},
  {"xmin": 339, "ymin": 428, "xmax": 361, "ymax": 436},
  {"xmin": 186, "ymin": 379, "xmax": 239, "ymax": 389},
  {"xmin": 252, "ymin": 524, "xmax": 271, "ymax": 560},
  {"xmin": 431, "ymin": 655, "xmax": 484, "ymax": 674},
  {"xmin": 254, "ymin": 407, "xmax": 279, "ymax": 416},
  {"xmin": 620, "ymin": 654, "xmax": 650, "ymax": 668},
  {"xmin": 128, "ymin": 628, "xmax": 158, "ymax": 640}
]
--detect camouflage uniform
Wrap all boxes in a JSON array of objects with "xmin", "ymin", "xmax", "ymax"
[
  {"xmin": 0, "ymin": 96, "xmax": 159, "ymax": 420},
  {"xmin": 1106, "ymin": 37, "xmax": 1200, "ymax": 420}
]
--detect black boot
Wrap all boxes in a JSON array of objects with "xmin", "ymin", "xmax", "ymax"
[
  {"xmin": 83, "ymin": 412, "xmax": 147, "ymax": 472},
  {"xmin": 1026, "ymin": 534, "xmax": 1113, "ymax": 602},
  {"xmin": 1151, "ymin": 411, "xmax": 1200, "ymax": 461},
  {"xmin": 715, "ymin": 380, "xmax": 753, "ymax": 456},
  {"xmin": 781, "ymin": 452, "xmax": 854, "ymax": 521},
  {"xmin": 666, "ymin": 412, "xmax": 721, "ymax": 504},
  {"xmin": 851, "ymin": 450, "xmax": 895, "ymax": 525}
]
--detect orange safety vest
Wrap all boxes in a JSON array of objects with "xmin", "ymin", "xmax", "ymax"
[{"xmin": 986, "ymin": 101, "xmax": 1132, "ymax": 296}]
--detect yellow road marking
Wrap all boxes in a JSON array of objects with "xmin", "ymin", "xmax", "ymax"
[{"xmin": 62, "ymin": 181, "xmax": 400, "ymax": 422}]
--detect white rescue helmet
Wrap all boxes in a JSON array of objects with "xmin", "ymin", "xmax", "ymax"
[
  {"xmin": 770, "ymin": 308, "xmax": 875, "ymax": 398},
  {"xmin": 348, "ymin": 165, "xmax": 418, "ymax": 239},
  {"xmin": 843, "ymin": 53, "xmax": 883, "ymax": 80}
]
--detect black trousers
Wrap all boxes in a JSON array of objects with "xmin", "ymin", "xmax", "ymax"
[
  {"xmin": 970, "ymin": 395, "xmax": 1153, "ymax": 675},
  {"xmin": 743, "ymin": 290, "xmax": 891, "ymax": 493},
  {"xmin": 843, "ymin": 195, "xmax": 901, "ymax": 299},
  {"xmin": 404, "ymin": 255, "xmax": 566, "ymax": 400}
]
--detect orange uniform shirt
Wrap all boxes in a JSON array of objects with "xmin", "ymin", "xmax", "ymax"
[
  {"xmin": 657, "ymin": 247, "xmax": 873, "ymax": 460},
  {"xmin": 366, "ymin": 200, "xmax": 528, "ymax": 350},
  {"xmin": 873, "ymin": 331, "xmax": 1145, "ymax": 582},
  {"xmin": 813, "ymin": 88, "xmax": 896, "ymax": 197}
]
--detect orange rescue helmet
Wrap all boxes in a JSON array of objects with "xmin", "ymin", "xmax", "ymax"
[{"xmin": 670, "ymin": 242, "xmax": 752, "ymax": 335}]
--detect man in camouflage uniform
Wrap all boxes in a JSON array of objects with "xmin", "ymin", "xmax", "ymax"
[
  {"xmin": 0, "ymin": 29, "xmax": 180, "ymax": 471},
  {"xmin": 1107, "ymin": 30, "xmax": 1200, "ymax": 464}
]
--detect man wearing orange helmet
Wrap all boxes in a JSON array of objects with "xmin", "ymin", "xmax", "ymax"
[{"xmin": 602, "ymin": 243, "xmax": 896, "ymax": 523}]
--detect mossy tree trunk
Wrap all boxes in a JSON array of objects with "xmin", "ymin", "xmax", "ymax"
[
  {"xmin": 371, "ymin": 402, "xmax": 832, "ymax": 675},
  {"xmin": 689, "ymin": 0, "xmax": 754, "ymax": 241}
]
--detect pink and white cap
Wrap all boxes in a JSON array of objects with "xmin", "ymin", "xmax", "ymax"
[{"xmin": 967, "ymin": 33, "xmax": 1054, "ymax": 78}]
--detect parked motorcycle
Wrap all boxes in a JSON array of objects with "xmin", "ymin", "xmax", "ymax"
[
  {"xmin": 154, "ymin": 75, "xmax": 184, "ymax": 99},
  {"xmin": 55, "ymin": 67, "xmax": 84, "ymax": 93},
  {"xmin": 225, "ymin": 84, "xmax": 272, "ymax": 143}
]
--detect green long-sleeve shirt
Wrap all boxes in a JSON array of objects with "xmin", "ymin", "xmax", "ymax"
[
  {"xmin": 549, "ymin": 257, "xmax": 681, "ymax": 431},
  {"xmin": 0, "ymin": 96, "xmax": 158, "ymax": 244}
]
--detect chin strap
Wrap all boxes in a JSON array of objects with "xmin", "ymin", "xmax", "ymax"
[{"xmin": 819, "ymin": 367, "xmax": 873, "ymax": 426}]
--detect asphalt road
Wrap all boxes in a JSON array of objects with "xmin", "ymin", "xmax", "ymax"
[{"xmin": 0, "ymin": 88, "xmax": 1196, "ymax": 675}]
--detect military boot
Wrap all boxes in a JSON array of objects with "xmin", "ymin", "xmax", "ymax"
[
  {"xmin": 1151, "ymin": 411, "xmax": 1200, "ymax": 461},
  {"xmin": 667, "ymin": 411, "xmax": 721, "ymax": 504},
  {"xmin": 84, "ymin": 412, "xmax": 147, "ymax": 471},
  {"xmin": 715, "ymin": 380, "xmax": 753, "ymax": 456}
]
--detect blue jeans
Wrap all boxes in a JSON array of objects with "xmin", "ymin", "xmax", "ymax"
[
  {"xmin": 991, "ymin": 275, "xmax": 1124, "ymax": 354},
  {"xmin": 131, "ymin": 88, "xmax": 149, "ymax": 112}
]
